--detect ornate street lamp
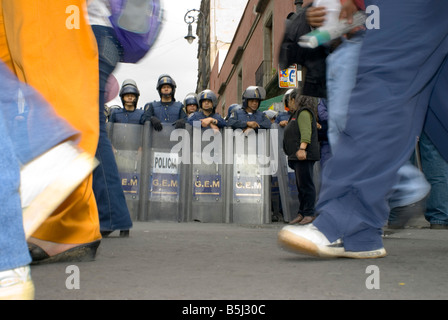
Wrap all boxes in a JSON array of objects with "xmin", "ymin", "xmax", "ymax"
[
  {"xmin": 184, "ymin": 9, "xmax": 207, "ymax": 91},
  {"xmin": 184, "ymin": 23, "xmax": 196, "ymax": 44}
]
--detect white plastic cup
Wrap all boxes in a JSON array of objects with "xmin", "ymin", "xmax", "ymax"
[{"xmin": 313, "ymin": 0, "xmax": 342, "ymax": 27}]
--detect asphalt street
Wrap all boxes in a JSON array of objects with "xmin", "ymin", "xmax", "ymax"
[{"xmin": 29, "ymin": 215, "xmax": 448, "ymax": 302}]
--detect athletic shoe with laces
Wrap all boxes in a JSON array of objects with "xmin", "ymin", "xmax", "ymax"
[
  {"xmin": 20, "ymin": 141, "xmax": 98, "ymax": 239},
  {"xmin": 278, "ymin": 224, "xmax": 387, "ymax": 259},
  {"xmin": 0, "ymin": 266, "xmax": 34, "ymax": 300}
]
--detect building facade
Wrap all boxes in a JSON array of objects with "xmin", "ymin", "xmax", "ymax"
[
  {"xmin": 195, "ymin": 0, "xmax": 247, "ymax": 94},
  {"xmin": 205, "ymin": 0, "xmax": 297, "ymax": 116}
]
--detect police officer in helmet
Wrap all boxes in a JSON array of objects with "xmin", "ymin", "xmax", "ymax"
[
  {"xmin": 183, "ymin": 93, "xmax": 199, "ymax": 118},
  {"xmin": 187, "ymin": 89, "xmax": 226, "ymax": 129},
  {"xmin": 276, "ymin": 88, "xmax": 296, "ymax": 127},
  {"xmin": 109, "ymin": 79, "xmax": 143, "ymax": 124},
  {"xmin": 227, "ymin": 86, "xmax": 271, "ymax": 131},
  {"xmin": 140, "ymin": 74, "xmax": 187, "ymax": 131}
]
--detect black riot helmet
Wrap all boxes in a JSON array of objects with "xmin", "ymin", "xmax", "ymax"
[
  {"xmin": 183, "ymin": 93, "xmax": 199, "ymax": 115},
  {"xmin": 183, "ymin": 93, "xmax": 199, "ymax": 107},
  {"xmin": 198, "ymin": 89, "xmax": 218, "ymax": 113},
  {"xmin": 119, "ymin": 79, "xmax": 140, "ymax": 107},
  {"xmin": 242, "ymin": 86, "xmax": 266, "ymax": 110},
  {"xmin": 156, "ymin": 74, "xmax": 177, "ymax": 100}
]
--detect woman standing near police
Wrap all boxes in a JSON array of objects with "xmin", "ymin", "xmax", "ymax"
[{"xmin": 283, "ymin": 89, "xmax": 320, "ymax": 225}]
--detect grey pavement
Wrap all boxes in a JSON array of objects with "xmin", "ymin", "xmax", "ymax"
[{"xmin": 31, "ymin": 216, "xmax": 448, "ymax": 300}]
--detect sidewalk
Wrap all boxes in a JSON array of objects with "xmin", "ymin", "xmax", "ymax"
[{"xmin": 31, "ymin": 217, "xmax": 448, "ymax": 300}]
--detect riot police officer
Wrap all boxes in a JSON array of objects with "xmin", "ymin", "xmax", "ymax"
[
  {"xmin": 187, "ymin": 89, "xmax": 226, "ymax": 129},
  {"xmin": 227, "ymin": 86, "xmax": 271, "ymax": 131},
  {"xmin": 140, "ymin": 74, "xmax": 187, "ymax": 131},
  {"xmin": 275, "ymin": 88, "xmax": 295, "ymax": 127},
  {"xmin": 183, "ymin": 93, "xmax": 199, "ymax": 118},
  {"xmin": 109, "ymin": 79, "xmax": 143, "ymax": 124},
  {"xmin": 225, "ymin": 103, "xmax": 241, "ymax": 121}
]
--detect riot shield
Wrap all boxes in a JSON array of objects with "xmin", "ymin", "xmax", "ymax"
[
  {"xmin": 224, "ymin": 128, "xmax": 274, "ymax": 224},
  {"xmin": 139, "ymin": 122, "xmax": 191, "ymax": 222},
  {"xmin": 108, "ymin": 122, "xmax": 144, "ymax": 220},
  {"xmin": 271, "ymin": 123, "xmax": 300, "ymax": 223},
  {"xmin": 189, "ymin": 124, "xmax": 226, "ymax": 222}
]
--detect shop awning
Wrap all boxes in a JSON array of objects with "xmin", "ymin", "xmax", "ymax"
[{"xmin": 259, "ymin": 94, "xmax": 284, "ymax": 112}]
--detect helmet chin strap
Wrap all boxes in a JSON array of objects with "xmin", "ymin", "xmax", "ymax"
[
  {"xmin": 161, "ymin": 92, "xmax": 173, "ymax": 102},
  {"xmin": 124, "ymin": 101, "xmax": 136, "ymax": 111}
]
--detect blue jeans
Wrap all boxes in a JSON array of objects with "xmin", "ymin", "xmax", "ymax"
[
  {"xmin": 314, "ymin": 0, "xmax": 448, "ymax": 251},
  {"xmin": 326, "ymin": 33, "xmax": 365, "ymax": 150},
  {"xmin": 91, "ymin": 25, "xmax": 133, "ymax": 231},
  {"xmin": 0, "ymin": 111, "xmax": 30, "ymax": 271},
  {"xmin": 420, "ymin": 132, "xmax": 448, "ymax": 225},
  {"xmin": 0, "ymin": 62, "xmax": 76, "ymax": 271},
  {"xmin": 326, "ymin": 30, "xmax": 430, "ymax": 210}
]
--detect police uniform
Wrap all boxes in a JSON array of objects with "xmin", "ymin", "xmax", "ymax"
[
  {"xmin": 140, "ymin": 100, "xmax": 187, "ymax": 124},
  {"xmin": 110, "ymin": 107, "xmax": 144, "ymax": 124},
  {"xmin": 187, "ymin": 110, "xmax": 227, "ymax": 128},
  {"xmin": 227, "ymin": 108, "xmax": 271, "ymax": 130}
]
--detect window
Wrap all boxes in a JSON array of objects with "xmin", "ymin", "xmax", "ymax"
[{"xmin": 264, "ymin": 14, "xmax": 273, "ymax": 75}]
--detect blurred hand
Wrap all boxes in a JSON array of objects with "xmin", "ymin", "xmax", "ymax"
[
  {"xmin": 339, "ymin": 0, "xmax": 358, "ymax": 24},
  {"xmin": 306, "ymin": 6, "xmax": 326, "ymax": 28},
  {"xmin": 296, "ymin": 149, "xmax": 307, "ymax": 161}
]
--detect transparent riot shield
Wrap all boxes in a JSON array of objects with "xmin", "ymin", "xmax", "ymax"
[
  {"xmin": 139, "ymin": 122, "xmax": 191, "ymax": 222},
  {"xmin": 271, "ymin": 123, "xmax": 300, "ymax": 223},
  {"xmin": 224, "ymin": 128, "xmax": 275, "ymax": 225},
  {"xmin": 189, "ymin": 124, "xmax": 226, "ymax": 223},
  {"xmin": 108, "ymin": 122, "xmax": 144, "ymax": 221}
]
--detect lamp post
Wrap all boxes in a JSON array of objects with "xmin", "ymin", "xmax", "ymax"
[{"xmin": 184, "ymin": 9, "xmax": 207, "ymax": 91}]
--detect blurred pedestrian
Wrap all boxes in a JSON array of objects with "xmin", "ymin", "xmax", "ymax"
[
  {"xmin": 278, "ymin": 0, "xmax": 448, "ymax": 258},
  {"xmin": 88, "ymin": 1, "xmax": 133, "ymax": 238},
  {"xmin": 0, "ymin": 0, "xmax": 103, "ymax": 264},
  {"xmin": 308, "ymin": 0, "xmax": 430, "ymax": 229},
  {"xmin": 0, "ymin": 58, "xmax": 99, "ymax": 298}
]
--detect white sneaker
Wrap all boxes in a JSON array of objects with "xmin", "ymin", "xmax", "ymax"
[
  {"xmin": 0, "ymin": 266, "xmax": 34, "ymax": 300},
  {"xmin": 278, "ymin": 224, "xmax": 387, "ymax": 259},
  {"xmin": 20, "ymin": 141, "xmax": 98, "ymax": 239}
]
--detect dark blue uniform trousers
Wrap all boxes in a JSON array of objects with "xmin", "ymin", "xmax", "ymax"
[{"xmin": 314, "ymin": 0, "xmax": 448, "ymax": 252}]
